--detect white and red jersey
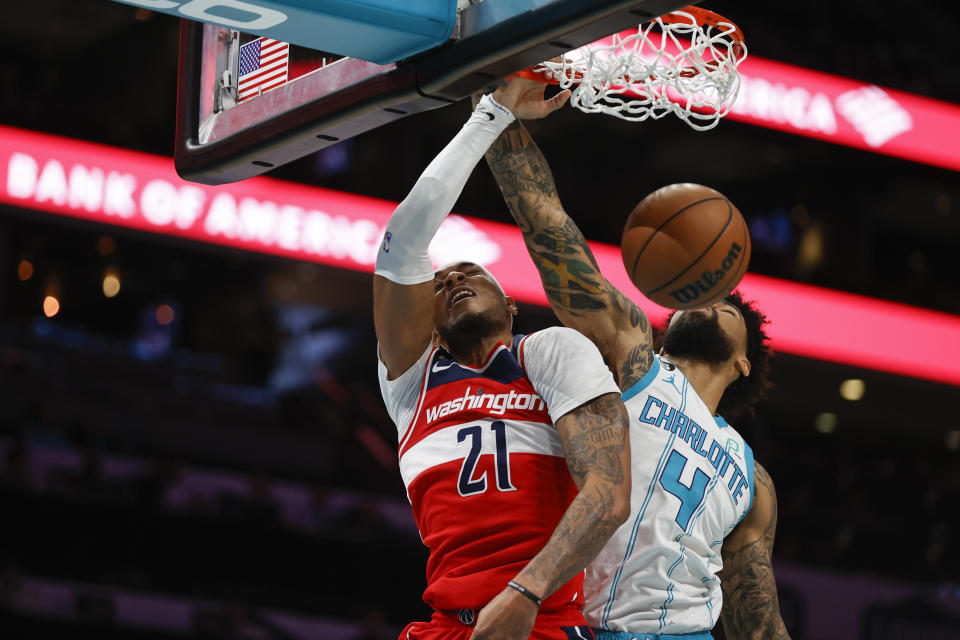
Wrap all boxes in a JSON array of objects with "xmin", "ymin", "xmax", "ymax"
[{"xmin": 378, "ymin": 327, "xmax": 619, "ymax": 613}]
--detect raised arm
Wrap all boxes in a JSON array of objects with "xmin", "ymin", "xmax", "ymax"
[
  {"xmin": 719, "ymin": 462, "xmax": 792, "ymax": 640},
  {"xmin": 472, "ymin": 392, "xmax": 630, "ymax": 640},
  {"xmin": 483, "ymin": 82, "xmax": 655, "ymax": 388},
  {"xmin": 374, "ymin": 80, "xmax": 569, "ymax": 379},
  {"xmin": 374, "ymin": 95, "xmax": 515, "ymax": 377}
]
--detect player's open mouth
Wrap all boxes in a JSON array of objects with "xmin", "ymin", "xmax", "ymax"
[{"xmin": 448, "ymin": 287, "xmax": 475, "ymax": 309}]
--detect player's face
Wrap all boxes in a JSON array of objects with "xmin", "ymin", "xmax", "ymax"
[
  {"xmin": 432, "ymin": 262, "xmax": 511, "ymax": 338},
  {"xmin": 699, "ymin": 301, "xmax": 748, "ymax": 353},
  {"xmin": 663, "ymin": 301, "xmax": 748, "ymax": 365}
]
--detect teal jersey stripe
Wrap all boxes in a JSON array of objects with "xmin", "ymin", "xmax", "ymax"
[{"xmin": 621, "ymin": 354, "xmax": 661, "ymax": 402}]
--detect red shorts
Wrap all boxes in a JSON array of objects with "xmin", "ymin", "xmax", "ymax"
[{"xmin": 399, "ymin": 607, "xmax": 596, "ymax": 640}]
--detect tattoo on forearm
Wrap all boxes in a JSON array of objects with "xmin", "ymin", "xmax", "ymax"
[
  {"xmin": 486, "ymin": 122, "xmax": 647, "ymax": 323},
  {"xmin": 720, "ymin": 465, "xmax": 790, "ymax": 640},
  {"xmin": 486, "ymin": 121, "xmax": 560, "ymax": 210},
  {"xmin": 529, "ymin": 218, "xmax": 598, "ymax": 263},
  {"xmin": 589, "ymin": 426, "xmax": 618, "ymax": 443},
  {"xmin": 487, "ymin": 119, "xmax": 656, "ymax": 388},
  {"xmin": 759, "ymin": 466, "xmax": 778, "ymax": 551},
  {"xmin": 560, "ymin": 393, "xmax": 628, "ymax": 487},
  {"xmin": 612, "ymin": 289, "xmax": 650, "ymax": 332},
  {"xmin": 519, "ymin": 393, "xmax": 629, "ymax": 595},
  {"xmin": 530, "ymin": 251, "xmax": 606, "ymax": 312},
  {"xmin": 528, "ymin": 482, "xmax": 618, "ymax": 595}
]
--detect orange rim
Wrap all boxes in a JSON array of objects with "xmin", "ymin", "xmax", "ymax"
[
  {"xmin": 659, "ymin": 6, "xmax": 745, "ymax": 60},
  {"xmin": 515, "ymin": 6, "xmax": 744, "ymax": 85}
]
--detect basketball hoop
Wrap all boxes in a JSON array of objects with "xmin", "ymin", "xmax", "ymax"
[{"xmin": 519, "ymin": 7, "xmax": 746, "ymax": 131}]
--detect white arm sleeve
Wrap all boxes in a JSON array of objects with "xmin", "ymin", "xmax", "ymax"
[
  {"xmin": 521, "ymin": 327, "xmax": 621, "ymax": 424},
  {"xmin": 374, "ymin": 94, "xmax": 515, "ymax": 285}
]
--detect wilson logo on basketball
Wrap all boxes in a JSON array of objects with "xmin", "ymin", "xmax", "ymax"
[{"xmin": 668, "ymin": 241, "xmax": 744, "ymax": 305}]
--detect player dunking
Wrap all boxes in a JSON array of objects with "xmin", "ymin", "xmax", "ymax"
[
  {"xmin": 482, "ymin": 78, "xmax": 791, "ymax": 640},
  {"xmin": 374, "ymin": 78, "xmax": 632, "ymax": 640}
]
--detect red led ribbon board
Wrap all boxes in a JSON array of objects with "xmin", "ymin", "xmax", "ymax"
[
  {"xmin": 561, "ymin": 31, "xmax": 960, "ymax": 170},
  {"xmin": 2, "ymin": 124, "xmax": 960, "ymax": 385},
  {"xmin": 727, "ymin": 56, "xmax": 960, "ymax": 172}
]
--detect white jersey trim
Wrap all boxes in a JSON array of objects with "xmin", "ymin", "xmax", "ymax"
[
  {"xmin": 379, "ymin": 328, "xmax": 618, "ymax": 447},
  {"xmin": 377, "ymin": 343, "xmax": 436, "ymax": 446},
  {"xmin": 398, "ymin": 419, "xmax": 564, "ymax": 487}
]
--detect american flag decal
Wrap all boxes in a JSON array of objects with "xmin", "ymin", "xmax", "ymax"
[{"xmin": 237, "ymin": 37, "xmax": 289, "ymax": 103}]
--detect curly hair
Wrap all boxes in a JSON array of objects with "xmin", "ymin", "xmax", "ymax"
[
  {"xmin": 718, "ymin": 290, "xmax": 774, "ymax": 419},
  {"xmin": 664, "ymin": 290, "xmax": 773, "ymax": 421}
]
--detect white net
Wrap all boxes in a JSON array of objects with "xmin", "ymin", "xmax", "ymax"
[{"xmin": 535, "ymin": 9, "xmax": 747, "ymax": 131}]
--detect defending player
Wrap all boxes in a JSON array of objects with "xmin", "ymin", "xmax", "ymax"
[
  {"xmin": 374, "ymin": 78, "xmax": 632, "ymax": 640},
  {"xmin": 482, "ymin": 78, "xmax": 791, "ymax": 640}
]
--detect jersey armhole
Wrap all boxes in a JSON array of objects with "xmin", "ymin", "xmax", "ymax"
[
  {"xmin": 516, "ymin": 333, "xmax": 533, "ymax": 376},
  {"xmin": 396, "ymin": 345, "xmax": 438, "ymax": 454},
  {"xmin": 737, "ymin": 442, "xmax": 756, "ymax": 524}
]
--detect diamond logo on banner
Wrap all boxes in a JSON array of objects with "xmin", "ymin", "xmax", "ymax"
[{"xmin": 835, "ymin": 85, "xmax": 914, "ymax": 147}]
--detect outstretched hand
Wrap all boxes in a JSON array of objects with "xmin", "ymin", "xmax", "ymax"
[{"xmin": 490, "ymin": 74, "xmax": 570, "ymax": 120}]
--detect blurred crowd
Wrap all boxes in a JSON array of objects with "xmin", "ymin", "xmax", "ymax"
[
  {"xmin": 0, "ymin": 300, "xmax": 957, "ymax": 640},
  {"xmin": 0, "ymin": 427, "xmax": 413, "ymax": 639},
  {"xmin": 761, "ymin": 439, "xmax": 960, "ymax": 579},
  {"xmin": 0, "ymin": 226, "xmax": 957, "ymax": 640}
]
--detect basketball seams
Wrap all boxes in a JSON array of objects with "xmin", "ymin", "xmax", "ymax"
[
  {"xmin": 621, "ymin": 184, "xmax": 750, "ymax": 310},
  {"xmin": 643, "ymin": 199, "xmax": 734, "ymax": 295},
  {"xmin": 629, "ymin": 197, "xmax": 727, "ymax": 278},
  {"xmin": 711, "ymin": 213, "xmax": 751, "ymax": 303}
]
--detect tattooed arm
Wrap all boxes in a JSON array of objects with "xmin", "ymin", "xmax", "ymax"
[
  {"xmin": 471, "ymin": 392, "xmax": 631, "ymax": 640},
  {"xmin": 718, "ymin": 462, "xmax": 791, "ymax": 640},
  {"xmin": 483, "ymin": 80, "xmax": 655, "ymax": 388}
]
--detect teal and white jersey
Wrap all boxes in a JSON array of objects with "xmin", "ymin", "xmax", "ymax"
[{"xmin": 584, "ymin": 355, "xmax": 755, "ymax": 634}]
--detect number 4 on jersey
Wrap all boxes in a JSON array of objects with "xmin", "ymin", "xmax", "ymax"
[
  {"xmin": 457, "ymin": 421, "xmax": 516, "ymax": 496},
  {"xmin": 659, "ymin": 450, "xmax": 710, "ymax": 530}
]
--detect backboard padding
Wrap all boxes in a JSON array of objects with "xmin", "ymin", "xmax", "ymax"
[{"xmin": 175, "ymin": 0, "xmax": 698, "ymax": 184}]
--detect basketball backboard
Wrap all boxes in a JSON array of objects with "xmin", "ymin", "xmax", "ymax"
[{"xmin": 174, "ymin": 0, "xmax": 697, "ymax": 185}]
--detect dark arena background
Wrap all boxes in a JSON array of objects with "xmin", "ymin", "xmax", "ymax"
[{"xmin": 1, "ymin": 2, "xmax": 959, "ymax": 639}]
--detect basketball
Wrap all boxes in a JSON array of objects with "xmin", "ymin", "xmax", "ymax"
[{"xmin": 621, "ymin": 183, "xmax": 751, "ymax": 310}]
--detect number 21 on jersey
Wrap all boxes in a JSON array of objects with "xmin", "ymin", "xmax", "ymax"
[{"xmin": 457, "ymin": 421, "xmax": 516, "ymax": 496}]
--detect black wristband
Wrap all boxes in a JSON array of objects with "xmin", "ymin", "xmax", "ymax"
[{"xmin": 507, "ymin": 580, "xmax": 543, "ymax": 608}]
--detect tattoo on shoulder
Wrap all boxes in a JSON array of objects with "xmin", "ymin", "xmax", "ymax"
[{"xmin": 618, "ymin": 343, "xmax": 655, "ymax": 390}]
